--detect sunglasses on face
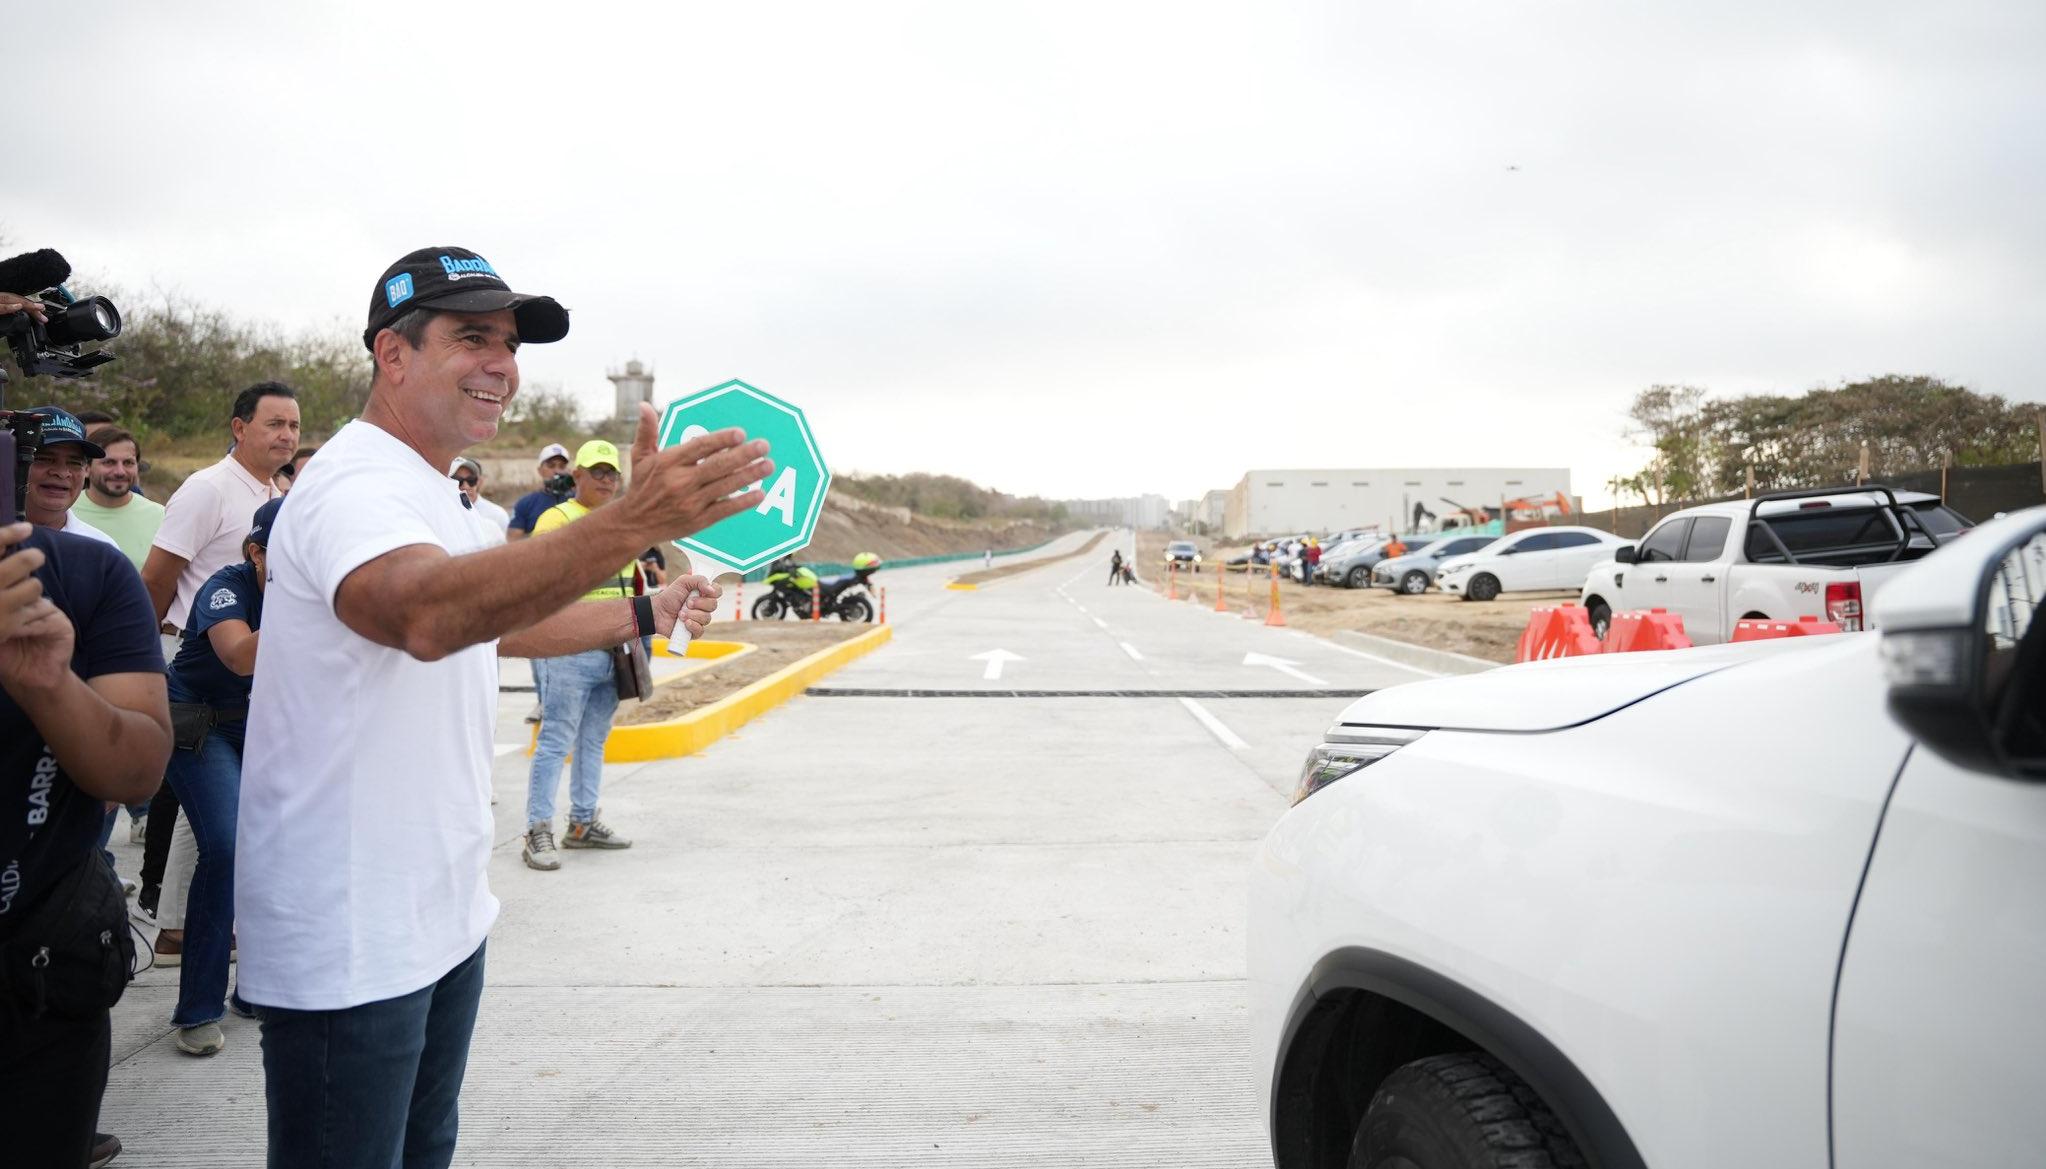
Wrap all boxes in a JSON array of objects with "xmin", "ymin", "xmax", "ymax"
[
  {"xmin": 584, "ymin": 466, "xmax": 620, "ymax": 483},
  {"xmin": 453, "ymin": 476, "xmax": 479, "ymax": 487}
]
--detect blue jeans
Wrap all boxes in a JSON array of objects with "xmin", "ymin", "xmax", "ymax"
[
  {"xmin": 257, "ymin": 942, "xmax": 486, "ymax": 1169},
  {"xmin": 164, "ymin": 718, "xmax": 244, "ymax": 1027},
  {"xmin": 527, "ymin": 649, "xmax": 619, "ymax": 825}
]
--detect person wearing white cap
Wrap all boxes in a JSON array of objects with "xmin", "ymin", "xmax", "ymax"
[
  {"xmin": 448, "ymin": 457, "xmax": 510, "ymax": 534},
  {"xmin": 505, "ymin": 442, "xmax": 571, "ymax": 540}
]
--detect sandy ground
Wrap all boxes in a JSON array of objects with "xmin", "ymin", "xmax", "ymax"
[
  {"xmin": 1136, "ymin": 532, "xmax": 1572, "ymax": 663},
  {"xmin": 615, "ymin": 621, "xmax": 867, "ymax": 725},
  {"xmin": 953, "ymin": 531, "xmax": 1106, "ymax": 585}
]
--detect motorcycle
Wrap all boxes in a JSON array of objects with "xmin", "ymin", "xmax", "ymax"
[{"xmin": 752, "ymin": 556, "xmax": 880, "ymax": 622}]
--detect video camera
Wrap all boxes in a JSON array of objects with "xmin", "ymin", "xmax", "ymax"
[
  {"xmin": 0, "ymin": 248, "xmax": 123, "ymax": 520},
  {"xmin": 543, "ymin": 471, "xmax": 575, "ymax": 500}
]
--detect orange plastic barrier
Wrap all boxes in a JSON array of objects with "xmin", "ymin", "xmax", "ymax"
[
  {"xmin": 1168, "ymin": 563, "xmax": 1179, "ymax": 601},
  {"xmin": 1600, "ymin": 608, "xmax": 1693, "ymax": 654},
  {"xmin": 1731, "ymin": 615, "xmax": 1843, "ymax": 642},
  {"xmin": 1265, "ymin": 563, "xmax": 1287, "ymax": 627},
  {"xmin": 1514, "ymin": 605, "xmax": 1602, "ymax": 663},
  {"xmin": 879, "ymin": 587, "xmax": 889, "ymax": 626}
]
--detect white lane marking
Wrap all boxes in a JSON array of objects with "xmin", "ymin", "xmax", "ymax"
[
  {"xmin": 1119, "ymin": 641, "xmax": 1145, "ymax": 662},
  {"xmin": 1179, "ymin": 697, "xmax": 1249, "ymax": 751},
  {"xmin": 971, "ymin": 649, "xmax": 1025, "ymax": 680},
  {"xmin": 494, "ymin": 743, "xmax": 524, "ymax": 757},
  {"xmin": 1092, "ymin": 616, "xmax": 1110, "ymax": 630},
  {"xmin": 1301, "ymin": 632, "xmax": 1445, "ymax": 677},
  {"xmin": 1242, "ymin": 651, "xmax": 1329, "ymax": 686}
]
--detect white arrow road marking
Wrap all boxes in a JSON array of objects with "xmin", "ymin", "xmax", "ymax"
[
  {"xmin": 1120, "ymin": 641, "xmax": 1145, "ymax": 662},
  {"xmin": 1242, "ymin": 651, "xmax": 1329, "ymax": 686},
  {"xmin": 971, "ymin": 649, "xmax": 1026, "ymax": 680},
  {"xmin": 1179, "ymin": 698, "xmax": 1249, "ymax": 750}
]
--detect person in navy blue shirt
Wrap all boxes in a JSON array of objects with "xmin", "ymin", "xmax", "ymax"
[
  {"xmin": 160, "ymin": 498, "xmax": 280, "ymax": 1057},
  {"xmin": 0, "ymin": 518, "xmax": 171, "ymax": 1166}
]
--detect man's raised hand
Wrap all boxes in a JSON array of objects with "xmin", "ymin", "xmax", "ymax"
[{"xmin": 624, "ymin": 402, "xmax": 775, "ymax": 545}]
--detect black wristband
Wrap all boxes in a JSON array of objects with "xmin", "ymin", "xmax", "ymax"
[{"xmin": 631, "ymin": 594, "xmax": 656, "ymax": 638}]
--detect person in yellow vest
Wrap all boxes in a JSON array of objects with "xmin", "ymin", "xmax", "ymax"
[{"xmin": 522, "ymin": 438, "xmax": 640, "ymax": 870}]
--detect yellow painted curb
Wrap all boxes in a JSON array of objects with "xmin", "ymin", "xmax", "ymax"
[
  {"xmin": 945, "ymin": 581, "xmax": 979, "ymax": 591},
  {"xmin": 601, "ymin": 624, "xmax": 894, "ymax": 762}
]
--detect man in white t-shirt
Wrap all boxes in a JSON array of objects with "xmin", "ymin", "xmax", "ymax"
[
  {"xmin": 141, "ymin": 383, "xmax": 298, "ymax": 632},
  {"xmin": 237, "ymin": 246, "xmax": 773, "ymax": 1169}
]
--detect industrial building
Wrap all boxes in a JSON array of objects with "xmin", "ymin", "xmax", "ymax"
[{"xmin": 1220, "ymin": 467, "xmax": 1574, "ymax": 538}]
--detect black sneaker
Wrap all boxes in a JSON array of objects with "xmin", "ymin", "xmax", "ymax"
[
  {"xmin": 563, "ymin": 814, "xmax": 631, "ymax": 850},
  {"xmin": 90, "ymin": 1132, "xmax": 122, "ymax": 1167}
]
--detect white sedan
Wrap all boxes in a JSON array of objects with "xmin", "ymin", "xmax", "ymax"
[
  {"xmin": 1434, "ymin": 525, "xmax": 1629, "ymax": 601},
  {"xmin": 1250, "ymin": 505, "xmax": 2046, "ymax": 1168}
]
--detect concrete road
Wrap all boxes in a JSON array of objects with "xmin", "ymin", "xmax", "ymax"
[{"xmin": 100, "ymin": 529, "xmax": 1448, "ymax": 1166}]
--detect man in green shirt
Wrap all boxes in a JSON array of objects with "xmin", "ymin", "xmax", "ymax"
[
  {"xmin": 71, "ymin": 425, "xmax": 166, "ymax": 573},
  {"xmin": 523, "ymin": 438, "xmax": 642, "ymax": 870}
]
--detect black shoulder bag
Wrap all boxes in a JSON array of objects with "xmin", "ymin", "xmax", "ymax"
[
  {"xmin": 609, "ymin": 568, "xmax": 654, "ymax": 702},
  {"xmin": 0, "ymin": 847, "xmax": 134, "ymax": 1021}
]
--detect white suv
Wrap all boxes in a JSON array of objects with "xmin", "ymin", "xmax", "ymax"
[
  {"xmin": 1435, "ymin": 526, "xmax": 1629, "ymax": 601},
  {"xmin": 1250, "ymin": 506, "xmax": 2046, "ymax": 1168}
]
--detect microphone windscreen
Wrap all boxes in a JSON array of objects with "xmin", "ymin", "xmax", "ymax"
[{"xmin": 0, "ymin": 249, "xmax": 73, "ymax": 297}]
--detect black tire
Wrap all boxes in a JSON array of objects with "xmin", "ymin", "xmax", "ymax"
[
  {"xmin": 838, "ymin": 596, "xmax": 874, "ymax": 623},
  {"xmin": 751, "ymin": 595, "xmax": 787, "ymax": 620},
  {"xmin": 1400, "ymin": 570, "xmax": 1430, "ymax": 596},
  {"xmin": 1466, "ymin": 573, "xmax": 1501, "ymax": 602},
  {"xmin": 1350, "ymin": 1052, "xmax": 1587, "ymax": 1169},
  {"xmin": 1586, "ymin": 599, "xmax": 1612, "ymax": 641},
  {"xmin": 1347, "ymin": 566, "xmax": 1370, "ymax": 588}
]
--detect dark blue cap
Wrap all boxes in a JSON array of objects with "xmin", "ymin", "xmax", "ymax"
[
  {"xmin": 26, "ymin": 406, "xmax": 106, "ymax": 459},
  {"xmin": 247, "ymin": 497, "xmax": 285, "ymax": 549}
]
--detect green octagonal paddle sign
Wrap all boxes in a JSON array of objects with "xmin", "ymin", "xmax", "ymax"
[{"xmin": 656, "ymin": 379, "xmax": 830, "ymax": 577}]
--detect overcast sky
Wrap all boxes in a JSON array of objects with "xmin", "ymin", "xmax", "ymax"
[{"xmin": 12, "ymin": 1, "xmax": 2044, "ymax": 507}]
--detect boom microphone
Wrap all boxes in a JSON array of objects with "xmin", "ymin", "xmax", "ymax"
[{"xmin": 0, "ymin": 249, "xmax": 72, "ymax": 297}]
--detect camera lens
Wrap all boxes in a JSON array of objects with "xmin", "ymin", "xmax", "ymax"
[{"xmin": 45, "ymin": 296, "xmax": 122, "ymax": 347}]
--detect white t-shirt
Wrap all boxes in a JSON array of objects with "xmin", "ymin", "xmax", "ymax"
[
  {"xmin": 473, "ymin": 495, "xmax": 512, "ymax": 534},
  {"xmin": 153, "ymin": 455, "xmax": 277, "ymax": 629},
  {"xmin": 237, "ymin": 420, "xmax": 501, "ymax": 1010},
  {"xmin": 53, "ymin": 513, "xmax": 121, "ymax": 551}
]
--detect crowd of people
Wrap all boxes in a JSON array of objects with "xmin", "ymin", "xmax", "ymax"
[{"xmin": 0, "ymin": 245, "xmax": 776, "ymax": 1167}]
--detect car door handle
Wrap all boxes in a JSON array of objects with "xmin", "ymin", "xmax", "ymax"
[
  {"xmin": 1701, "ymin": 574, "xmax": 1716, "ymax": 583},
  {"xmin": 1654, "ymin": 575, "xmax": 1668, "ymax": 583}
]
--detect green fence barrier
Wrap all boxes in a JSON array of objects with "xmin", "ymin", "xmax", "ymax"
[{"xmin": 733, "ymin": 535, "xmax": 1063, "ymax": 581}]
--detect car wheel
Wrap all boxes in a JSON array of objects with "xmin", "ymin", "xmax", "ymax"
[
  {"xmin": 1587, "ymin": 599, "xmax": 1612, "ymax": 641},
  {"xmin": 1400, "ymin": 570, "xmax": 1430, "ymax": 596},
  {"xmin": 1349, "ymin": 1052, "xmax": 1587, "ymax": 1169},
  {"xmin": 1346, "ymin": 567, "xmax": 1370, "ymax": 588},
  {"xmin": 1466, "ymin": 573, "xmax": 1501, "ymax": 602},
  {"xmin": 838, "ymin": 596, "xmax": 874, "ymax": 623},
  {"xmin": 751, "ymin": 596, "xmax": 787, "ymax": 620}
]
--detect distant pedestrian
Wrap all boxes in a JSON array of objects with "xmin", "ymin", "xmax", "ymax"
[
  {"xmin": 1384, "ymin": 535, "xmax": 1407, "ymax": 559},
  {"xmin": 449, "ymin": 456, "xmax": 512, "ymax": 534},
  {"xmin": 72, "ymin": 425, "xmax": 166, "ymax": 573},
  {"xmin": 523, "ymin": 438, "xmax": 642, "ymax": 871},
  {"xmin": 984, "ymin": 548, "xmax": 993, "ymax": 569},
  {"xmin": 1303, "ymin": 538, "xmax": 1321, "ymax": 586},
  {"xmin": 160, "ymin": 498, "xmax": 281, "ymax": 1057},
  {"xmin": 1108, "ymin": 548, "xmax": 1124, "ymax": 586}
]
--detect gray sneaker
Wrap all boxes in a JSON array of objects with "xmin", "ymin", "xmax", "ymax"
[
  {"xmin": 563, "ymin": 814, "xmax": 631, "ymax": 850},
  {"xmin": 522, "ymin": 822, "xmax": 561, "ymax": 871},
  {"xmin": 128, "ymin": 815, "xmax": 148, "ymax": 845},
  {"xmin": 176, "ymin": 1022, "xmax": 224, "ymax": 1057}
]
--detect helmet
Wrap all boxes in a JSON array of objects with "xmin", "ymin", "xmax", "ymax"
[{"xmin": 853, "ymin": 552, "xmax": 883, "ymax": 571}]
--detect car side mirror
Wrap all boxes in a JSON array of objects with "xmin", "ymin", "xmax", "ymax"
[
  {"xmin": 1614, "ymin": 546, "xmax": 1636, "ymax": 564},
  {"xmin": 1495, "ymin": 546, "xmax": 1516, "ymax": 555},
  {"xmin": 1878, "ymin": 508, "xmax": 2046, "ymax": 779}
]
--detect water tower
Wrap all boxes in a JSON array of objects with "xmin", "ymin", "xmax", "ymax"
[{"xmin": 607, "ymin": 359, "xmax": 654, "ymax": 422}]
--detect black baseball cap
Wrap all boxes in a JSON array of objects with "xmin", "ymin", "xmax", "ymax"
[
  {"xmin": 362, "ymin": 246, "xmax": 570, "ymax": 352},
  {"xmin": 25, "ymin": 405, "xmax": 107, "ymax": 459}
]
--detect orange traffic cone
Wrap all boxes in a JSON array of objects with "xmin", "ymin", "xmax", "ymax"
[
  {"xmin": 733, "ymin": 580, "xmax": 744, "ymax": 622},
  {"xmin": 1168, "ymin": 563, "xmax": 1179, "ymax": 601},
  {"xmin": 1265, "ymin": 562, "xmax": 1287, "ymax": 627},
  {"xmin": 879, "ymin": 587, "xmax": 888, "ymax": 625},
  {"xmin": 1213, "ymin": 577, "xmax": 1227, "ymax": 612},
  {"xmin": 811, "ymin": 582, "xmax": 821, "ymax": 622}
]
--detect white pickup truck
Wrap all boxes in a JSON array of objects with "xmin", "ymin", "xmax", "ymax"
[{"xmin": 1578, "ymin": 485, "xmax": 1972, "ymax": 644}]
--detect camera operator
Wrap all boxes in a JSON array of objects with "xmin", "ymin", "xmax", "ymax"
[
  {"xmin": 504, "ymin": 442, "xmax": 571, "ymax": 540},
  {"xmin": 0, "ymin": 515, "xmax": 172, "ymax": 1164}
]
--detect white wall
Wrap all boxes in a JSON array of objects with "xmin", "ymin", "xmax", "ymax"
[{"xmin": 1232, "ymin": 468, "xmax": 1573, "ymax": 537}]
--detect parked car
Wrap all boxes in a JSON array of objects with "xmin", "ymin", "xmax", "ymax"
[
  {"xmin": 1371, "ymin": 534, "xmax": 1499, "ymax": 594},
  {"xmin": 1579, "ymin": 485, "xmax": 1972, "ymax": 643},
  {"xmin": 1251, "ymin": 504, "xmax": 2046, "ymax": 1169},
  {"xmin": 1320, "ymin": 535, "xmax": 1439, "ymax": 589},
  {"xmin": 1435, "ymin": 525, "xmax": 1629, "ymax": 600},
  {"xmin": 1163, "ymin": 540, "xmax": 1204, "ymax": 572}
]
